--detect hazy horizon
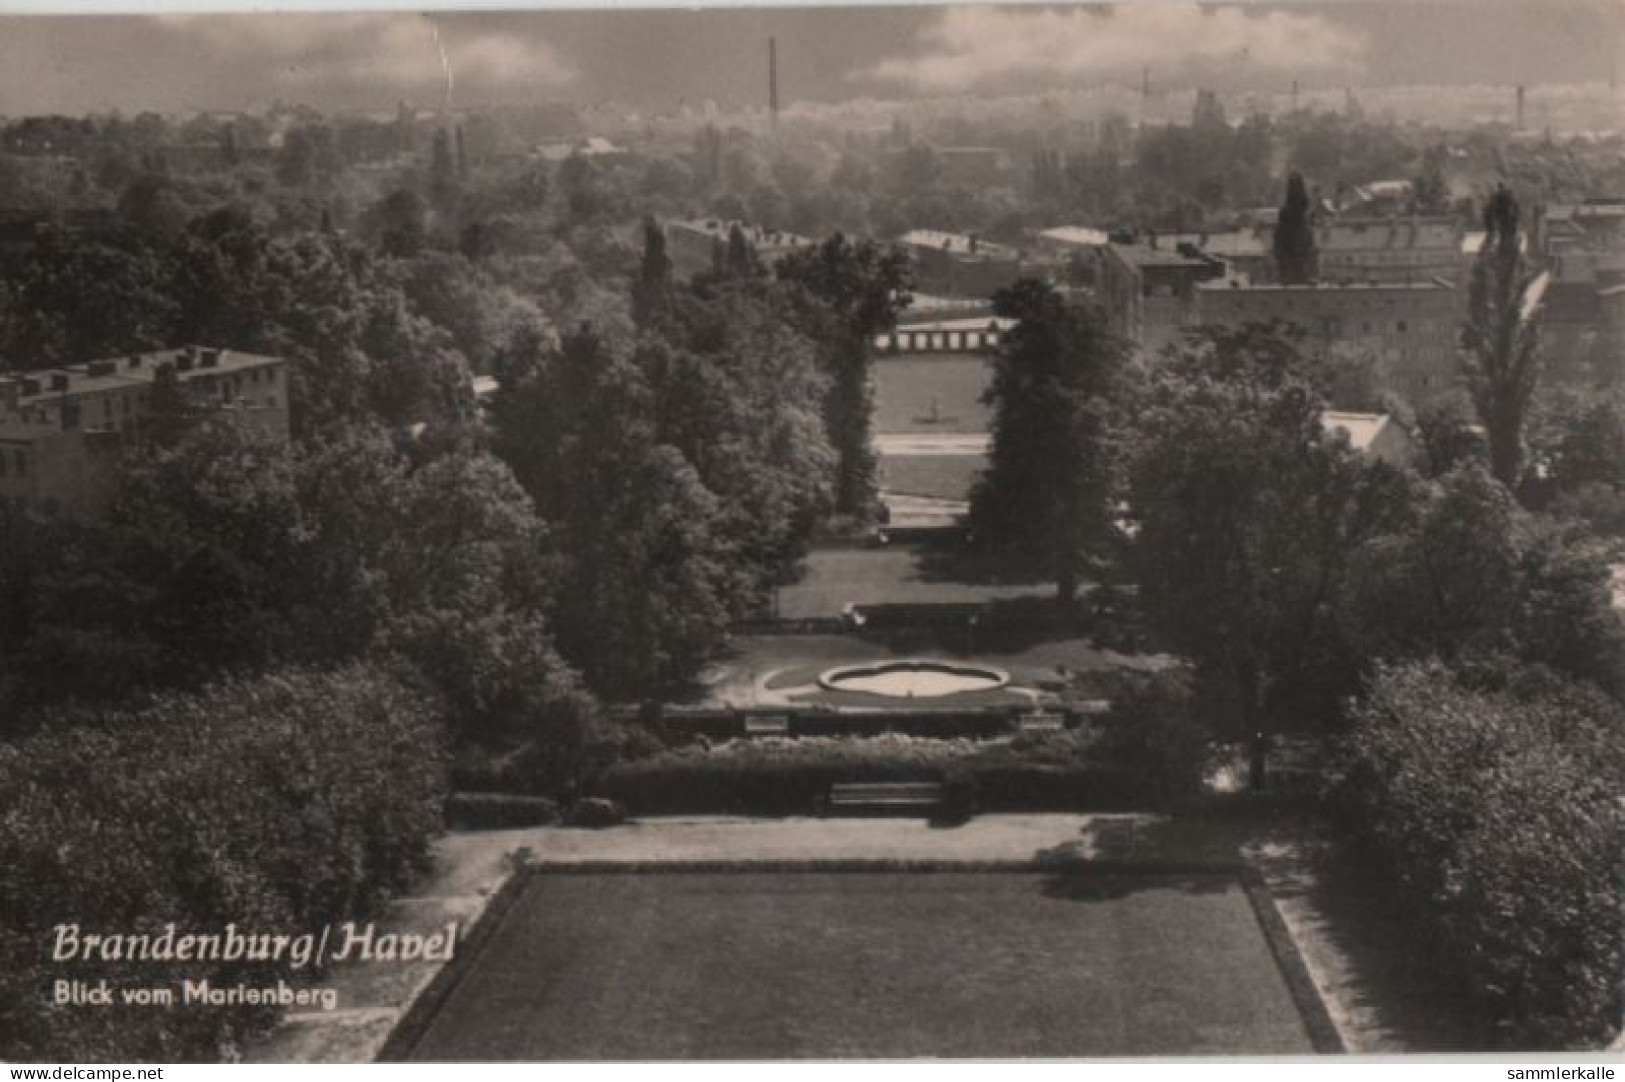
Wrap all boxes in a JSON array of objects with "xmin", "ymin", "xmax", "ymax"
[{"xmin": 0, "ymin": 2, "xmax": 1621, "ymax": 118}]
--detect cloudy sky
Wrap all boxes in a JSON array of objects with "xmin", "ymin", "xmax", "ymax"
[{"xmin": 0, "ymin": 2, "xmax": 1620, "ymax": 116}]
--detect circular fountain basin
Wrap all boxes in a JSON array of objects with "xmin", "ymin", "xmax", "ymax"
[{"xmin": 818, "ymin": 660, "xmax": 1009, "ymax": 698}]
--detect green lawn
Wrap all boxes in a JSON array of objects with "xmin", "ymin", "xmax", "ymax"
[
  {"xmin": 776, "ymin": 546, "xmax": 1052, "ymax": 620},
  {"xmin": 873, "ymin": 354, "xmax": 993, "ymax": 435},
  {"xmin": 880, "ymin": 453, "xmax": 987, "ymax": 502},
  {"xmin": 403, "ymin": 871, "xmax": 1315, "ymax": 1059}
]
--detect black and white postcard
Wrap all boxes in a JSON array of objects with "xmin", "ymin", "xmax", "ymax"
[{"xmin": 0, "ymin": 1, "xmax": 1621, "ymax": 1065}]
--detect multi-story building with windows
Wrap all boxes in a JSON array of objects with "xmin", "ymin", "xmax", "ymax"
[
  {"xmin": 1194, "ymin": 279, "xmax": 1461, "ymax": 407},
  {"xmin": 0, "ymin": 345, "xmax": 288, "ymax": 517},
  {"xmin": 1313, "ymin": 216, "xmax": 1466, "ymax": 285},
  {"xmin": 1097, "ymin": 240, "xmax": 1227, "ymax": 355},
  {"xmin": 1530, "ymin": 199, "xmax": 1625, "ymax": 387}
]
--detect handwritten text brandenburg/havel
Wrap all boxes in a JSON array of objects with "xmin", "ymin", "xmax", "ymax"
[{"xmin": 51, "ymin": 922, "xmax": 457, "ymax": 970}]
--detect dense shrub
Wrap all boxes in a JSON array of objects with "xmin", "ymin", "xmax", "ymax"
[
  {"xmin": 0, "ymin": 664, "xmax": 448, "ymax": 1062},
  {"xmin": 1089, "ymin": 667, "xmax": 1209, "ymax": 809},
  {"xmin": 1339, "ymin": 661, "xmax": 1625, "ymax": 1049},
  {"xmin": 566, "ymin": 796, "xmax": 628, "ymax": 828},
  {"xmin": 935, "ymin": 769, "xmax": 979, "ymax": 825},
  {"xmin": 448, "ymin": 712, "xmax": 659, "ymax": 799},
  {"xmin": 595, "ymin": 732, "xmax": 1148, "ymax": 816},
  {"xmin": 444, "ymin": 792, "xmax": 560, "ymax": 830}
]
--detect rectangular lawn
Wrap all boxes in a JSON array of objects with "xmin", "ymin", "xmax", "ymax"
[
  {"xmin": 880, "ymin": 453, "xmax": 987, "ymax": 502},
  {"xmin": 402, "ymin": 871, "xmax": 1315, "ymax": 1060},
  {"xmin": 872, "ymin": 355, "xmax": 993, "ymax": 435},
  {"xmin": 774, "ymin": 546, "xmax": 1051, "ymax": 619}
]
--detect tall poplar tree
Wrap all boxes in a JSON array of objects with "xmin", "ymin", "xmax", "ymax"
[
  {"xmin": 1272, "ymin": 171, "xmax": 1318, "ymax": 284},
  {"xmin": 631, "ymin": 217, "xmax": 674, "ymax": 329},
  {"xmin": 1462, "ymin": 184, "xmax": 1544, "ymax": 488}
]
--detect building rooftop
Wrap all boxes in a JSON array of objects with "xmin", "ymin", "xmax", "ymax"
[
  {"xmin": 534, "ymin": 136, "xmax": 624, "ymax": 162},
  {"xmin": 1110, "ymin": 242, "xmax": 1217, "ymax": 270},
  {"xmin": 899, "ymin": 230, "xmax": 1019, "ymax": 260},
  {"xmin": 1320, "ymin": 410, "xmax": 1394, "ymax": 454},
  {"xmin": 1326, "ymin": 411, "xmax": 1391, "ymax": 448},
  {"xmin": 1165, "ymin": 230, "xmax": 1269, "ymax": 259},
  {"xmin": 1198, "ymin": 277, "xmax": 1453, "ymax": 293},
  {"xmin": 1546, "ymin": 199, "xmax": 1625, "ymax": 222},
  {"xmin": 1351, "ymin": 179, "xmax": 1412, "ymax": 199},
  {"xmin": 669, "ymin": 218, "xmax": 813, "ymax": 251},
  {"xmin": 1317, "ymin": 216, "xmax": 1462, "ymax": 252},
  {"xmin": 3, "ymin": 346, "xmax": 284, "ymax": 409},
  {"xmin": 1039, "ymin": 226, "xmax": 1111, "ymax": 249},
  {"xmin": 1521, "ymin": 270, "xmax": 1551, "ymax": 322},
  {"xmin": 902, "ymin": 293, "xmax": 994, "ymax": 314},
  {"xmin": 890, "ymin": 316, "xmax": 1017, "ymax": 335}
]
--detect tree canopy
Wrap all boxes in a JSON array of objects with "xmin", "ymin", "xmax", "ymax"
[
  {"xmin": 1126, "ymin": 323, "xmax": 1404, "ymax": 787},
  {"xmin": 971, "ymin": 279, "xmax": 1130, "ymax": 601},
  {"xmin": 1271, "ymin": 171, "xmax": 1318, "ymax": 285}
]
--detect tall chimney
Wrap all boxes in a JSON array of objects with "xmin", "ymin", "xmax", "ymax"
[
  {"xmin": 768, "ymin": 37, "xmax": 780, "ymax": 131},
  {"xmin": 1516, "ymin": 84, "xmax": 1526, "ymax": 129}
]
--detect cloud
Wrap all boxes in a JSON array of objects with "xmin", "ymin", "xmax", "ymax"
[
  {"xmin": 864, "ymin": 4, "xmax": 1367, "ymax": 92},
  {"xmin": 157, "ymin": 14, "xmax": 573, "ymax": 100}
]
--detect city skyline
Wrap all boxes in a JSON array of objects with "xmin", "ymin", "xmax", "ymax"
[{"xmin": 1, "ymin": 2, "xmax": 1622, "ymax": 117}]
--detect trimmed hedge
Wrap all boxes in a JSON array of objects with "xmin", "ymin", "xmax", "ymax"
[
  {"xmin": 566, "ymin": 797, "xmax": 628, "ymax": 828},
  {"xmin": 594, "ymin": 732, "xmax": 1146, "ymax": 816},
  {"xmin": 1339, "ymin": 661, "xmax": 1625, "ymax": 1049},
  {"xmin": 0, "ymin": 664, "xmax": 448, "ymax": 1062},
  {"xmin": 444, "ymin": 792, "xmax": 561, "ymax": 830},
  {"xmin": 592, "ymin": 669, "xmax": 1204, "ymax": 817}
]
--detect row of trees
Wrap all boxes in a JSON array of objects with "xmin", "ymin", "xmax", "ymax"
[
  {"xmin": 488, "ymin": 224, "xmax": 909, "ymax": 698},
  {"xmin": 975, "ymin": 290, "xmax": 1621, "ymax": 783},
  {"xmin": 0, "ymin": 418, "xmax": 598, "ymax": 782},
  {"xmin": 1, "ymin": 228, "xmax": 913, "ymax": 726},
  {"xmin": 0, "ymin": 211, "xmax": 477, "ymax": 436},
  {"xmin": 973, "ymin": 184, "xmax": 1615, "ymax": 786}
]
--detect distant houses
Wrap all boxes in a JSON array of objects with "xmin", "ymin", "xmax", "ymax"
[
  {"xmin": 664, "ymin": 218, "xmax": 815, "ymax": 278},
  {"xmin": 895, "ymin": 229, "xmax": 1030, "ymax": 298}
]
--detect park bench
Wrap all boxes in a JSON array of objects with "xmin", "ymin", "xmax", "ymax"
[
  {"xmin": 1018, "ymin": 711, "xmax": 1066, "ymax": 734},
  {"xmin": 823, "ymin": 781, "xmax": 945, "ymax": 817},
  {"xmin": 743, "ymin": 714, "xmax": 790, "ymax": 737}
]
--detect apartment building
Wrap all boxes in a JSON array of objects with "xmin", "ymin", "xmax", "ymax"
[
  {"xmin": 1195, "ymin": 279, "xmax": 1461, "ymax": 407},
  {"xmin": 0, "ymin": 346, "xmax": 288, "ymax": 517}
]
